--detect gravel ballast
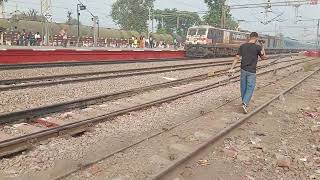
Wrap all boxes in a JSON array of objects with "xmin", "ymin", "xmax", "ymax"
[
  {"xmin": 0, "ymin": 57, "xmax": 234, "ymax": 80},
  {"xmin": 0, "ymin": 59, "xmax": 313, "ymax": 179},
  {"xmin": 0, "ymin": 56, "xmax": 304, "ymax": 114}
]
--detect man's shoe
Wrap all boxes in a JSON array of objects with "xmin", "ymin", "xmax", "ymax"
[{"xmin": 242, "ymin": 104, "xmax": 248, "ymax": 114}]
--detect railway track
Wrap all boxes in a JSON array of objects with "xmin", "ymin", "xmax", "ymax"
[
  {"xmin": 0, "ymin": 56, "xmax": 316, "ymax": 163},
  {"xmin": 0, "ymin": 52, "xmax": 297, "ymax": 71},
  {"xmin": 0, "ymin": 60, "xmax": 234, "ymax": 91},
  {"xmin": 62, "ymin": 62, "xmax": 319, "ymax": 180},
  {"xmin": 0, "ymin": 58, "xmax": 193, "ymax": 70},
  {"xmin": 152, "ymin": 68, "xmax": 320, "ymax": 180},
  {"xmin": 0, "ymin": 56, "xmax": 310, "ymax": 124},
  {"xmin": 0, "ymin": 54, "xmax": 289, "ymax": 91}
]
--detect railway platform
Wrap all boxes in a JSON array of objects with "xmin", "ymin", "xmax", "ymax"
[{"xmin": 0, "ymin": 46, "xmax": 185, "ymax": 64}]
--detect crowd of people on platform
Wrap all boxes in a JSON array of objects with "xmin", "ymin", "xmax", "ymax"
[
  {"xmin": 128, "ymin": 35, "xmax": 180, "ymax": 49},
  {"xmin": 15, "ymin": 29, "xmax": 42, "ymax": 46},
  {"xmin": 1, "ymin": 29, "xmax": 182, "ymax": 49}
]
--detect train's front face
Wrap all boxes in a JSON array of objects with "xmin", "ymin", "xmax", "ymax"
[{"xmin": 186, "ymin": 28, "xmax": 208, "ymax": 45}]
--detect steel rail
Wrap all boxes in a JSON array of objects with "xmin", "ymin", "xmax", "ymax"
[
  {"xmin": 0, "ymin": 53, "xmax": 297, "ymax": 70},
  {"xmin": 0, "ymin": 61, "xmax": 234, "ymax": 91},
  {"xmin": 0, "ymin": 59, "xmax": 235, "ymax": 85},
  {"xmin": 0, "ymin": 54, "xmax": 288, "ymax": 89},
  {"xmin": 53, "ymin": 65, "xmax": 307, "ymax": 180},
  {"xmin": 0, "ymin": 59, "xmax": 314, "ymax": 158},
  {"xmin": 0, "ymin": 57, "xmax": 311, "ymax": 124},
  {"xmin": 151, "ymin": 69, "xmax": 320, "ymax": 180},
  {"xmin": 0, "ymin": 58, "xmax": 193, "ymax": 70}
]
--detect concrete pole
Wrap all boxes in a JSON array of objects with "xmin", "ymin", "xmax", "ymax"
[
  {"xmin": 93, "ymin": 16, "xmax": 98, "ymax": 47},
  {"xmin": 220, "ymin": 0, "xmax": 226, "ymax": 28},
  {"xmin": 317, "ymin": 19, "xmax": 319, "ymax": 49},
  {"xmin": 148, "ymin": 7, "xmax": 151, "ymax": 44},
  {"xmin": 151, "ymin": 9, "xmax": 154, "ymax": 33},
  {"xmin": 77, "ymin": 4, "xmax": 80, "ymax": 46},
  {"xmin": 44, "ymin": 19, "xmax": 49, "ymax": 46},
  {"xmin": 41, "ymin": 0, "xmax": 51, "ymax": 46},
  {"xmin": 161, "ymin": 16, "xmax": 164, "ymax": 29},
  {"xmin": 176, "ymin": 16, "xmax": 179, "ymax": 31},
  {"xmin": 0, "ymin": 1, "xmax": 5, "ymax": 19}
]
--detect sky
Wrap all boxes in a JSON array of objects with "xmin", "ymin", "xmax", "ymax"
[{"xmin": 3, "ymin": 0, "xmax": 320, "ymax": 42}]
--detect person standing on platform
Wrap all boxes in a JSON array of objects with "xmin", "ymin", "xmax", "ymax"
[
  {"xmin": 27, "ymin": 32, "xmax": 33, "ymax": 46},
  {"xmin": 133, "ymin": 37, "xmax": 138, "ymax": 48},
  {"xmin": 130, "ymin": 35, "xmax": 135, "ymax": 48},
  {"xmin": 149, "ymin": 35, "xmax": 154, "ymax": 48},
  {"xmin": 139, "ymin": 36, "xmax": 145, "ymax": 48},
  {"xmin": 228, "ymin": 32, "xmax": 267, "ymax": 114},
  {"xmin": 16, "ymin": 32, "xmax": 21, "ymax": 46},
  {"xmin": 60, "ymin": 28, "xmax": 68, "ymax": 48},
  {"xmin": 35, "ymin": 32, "xmax": 41, "ymax": 46},
  {"xmin": 22, "ymin": 29, "xmax": 27, "ymax": 46},
  {"xmin": 30, "ymin": 32, "xmax": 36, "ymax": 46}
]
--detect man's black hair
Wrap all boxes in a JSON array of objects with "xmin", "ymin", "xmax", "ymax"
[{"xmin": 250, "ymin": 32, "xmax": 259, "ymax": 38}]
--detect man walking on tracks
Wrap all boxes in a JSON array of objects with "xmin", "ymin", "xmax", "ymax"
[{"xmin": 229, "ymin": 32, "xmax": 267, "ymax": 114}]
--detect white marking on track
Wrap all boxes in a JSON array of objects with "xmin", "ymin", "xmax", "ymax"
[{"xmin": 162, "ymin": 77, "xmax": 177, "ymax": 81}]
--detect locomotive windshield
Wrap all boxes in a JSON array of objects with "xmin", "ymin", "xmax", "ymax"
[
  {"xmin": 197, "ymin": 28, "xmax": 207, "ymax": 36},
  {"xmin": 187, "ymin": 28, "xmax": 207, "ymax": 36},
  {"xmin": 188, "ymin": 29, "xmax": 197, "ymax": 36}
]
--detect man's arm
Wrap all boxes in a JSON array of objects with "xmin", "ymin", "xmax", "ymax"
[
  {"xmin": 260, "ymin": 44, "xmax": 268, "ymax": 60},
  {"xmin": 230, "ymin": 55, "xmax": 240, "ymax": 71},
  {"xmin": 229, "ymin": 46, "xmax": 241, "ymax": 73}
]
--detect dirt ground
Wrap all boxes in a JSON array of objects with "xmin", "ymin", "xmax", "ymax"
[{"xmin": 165, "ymin": 70, "xmax": 320, "ymax": 180}]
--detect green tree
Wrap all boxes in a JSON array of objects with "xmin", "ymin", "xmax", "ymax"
[
  {"xmin": 111, "ymin": 0, "xmax": 155, "ymax": 32},
  {"xmin": 153, "ymin": 8, "xmax": 201, "ymax": 36},
  {"xmin": 204, "ymin": 0, "xmax": 238, "ymax": 30}
]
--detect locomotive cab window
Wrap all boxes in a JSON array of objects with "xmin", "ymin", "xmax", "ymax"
[
  {"xmin": 197, "ymin": 29, "xmax": 207, "ymax": 36},
  {"xmin": 188, "ymin": 29, "xmax": 197, "ymax": 36}
]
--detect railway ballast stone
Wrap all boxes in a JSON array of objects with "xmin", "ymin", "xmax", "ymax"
[
  {"xmin": 241, "ymin": 175, "xmax": 255, "ymax": 180},
  {"xmin": 236, "ymin": 153, "xmax": 251, "ymax": 164},
  {"xmin": 276, "ymin": 154, "xmax": 291, "ymax": 168},
  {"xmin": 223, "ymin": 147, "xmax": 238, "ymax": 158},
  {"xmin": 311, "ymin": 125, "xmax": 320, "ymax": 133}
]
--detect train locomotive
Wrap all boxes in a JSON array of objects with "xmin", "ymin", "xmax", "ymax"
[{"xmin": 185, "ymin": 25, "xmax": 310, "ymax": 58}]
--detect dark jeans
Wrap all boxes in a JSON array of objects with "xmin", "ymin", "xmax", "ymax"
[{"xmin": 240, "ymin": 69, "xmax": 256, "ymax": 106}]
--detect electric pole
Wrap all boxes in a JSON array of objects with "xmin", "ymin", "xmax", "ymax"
[
  {"xmin": 220, "ymin": 0, "xmax": 226, "ymax": 29},
  {"xmin": 176, "ymin": 15, "xmax": 179, "ymax": 31},
  {"xmin": 317, "ymin": 19, "xmax": 319, "ymax": 49},
  {"xmin": 151, "ymin": 8, "xmax": 154, "ymax": 34},
  {"xmin": 93, "ymin": 16, "xmax": 98, "ymax": 47},
  {"xmin": 77, "ymin": 4, "xmax": 86, "ymax": 46},
  {"xmin": 294, "ymin": 4, "xmax": 301, "ymax": 24},
  {"xmin": 0, "ymin": 0, "xmax": 5, "ymax": 19},
  {"xmin": 40, "ymin": 0, "xmax": 52, "ymax": 46},
  {"xmin": 148, "ymin": 7, "xmax": 152, "ymax": 41},
  {"xmin": 161, "ymin": 15, "xmax": 164, "ymax": 29}
]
